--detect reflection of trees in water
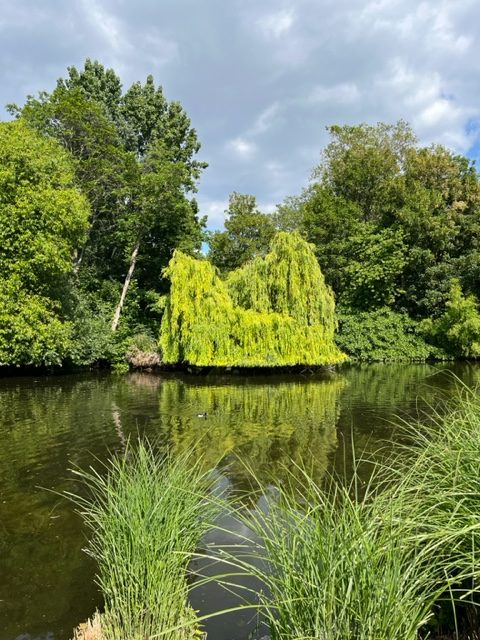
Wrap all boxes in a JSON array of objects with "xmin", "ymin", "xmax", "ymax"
[
  {"xmin": 158, "ymin": 377, "xmax": 345, "ymax": 489},
  {"xmin": 333, "ymin": 363, "xmax": 477, "ymax": 482},
  {"xmin": 340, "ymin": 363, "xmax": 480, "ymax": 416},
  {"xmin": 126, "ymin": 371, "xmax": 163, "ymax": 390},
  {"xmin": 0, "ymin": 374, "xmax": 165, "ymax": 638},
  {"xmin": 0, "ymin": 364, "xmax": 475, "ymax": 638},
  {"xmin": 0, "ymin": 377, "xmax": 120, "ymax": 639}
]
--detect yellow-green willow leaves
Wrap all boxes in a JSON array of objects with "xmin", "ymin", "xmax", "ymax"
[{"xmin": 160, "ymin": 232, "xmax": 345, "ymax": 367}]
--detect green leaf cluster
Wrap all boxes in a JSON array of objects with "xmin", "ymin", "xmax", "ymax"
[
  {"xmin": 336, "ymin": 307, "xmax": 446, "ymax": 363},
  {"xmin": 160, "ymin": 232, "xmax": 345, "ymax": 367},
  {"xmin": 422, "ymin": 280, "xmax": 480, "ymax": 357},
  {"xmin": 0, "ymin": 120, "xmax": 89, "ymax": 366},
  {"xmin": 208, "ymin": 192, "xmax": 276, "ymax": 272},
  {"xmin": 0, "ymin": 279, "xmax": 72, "ymax": 366}
]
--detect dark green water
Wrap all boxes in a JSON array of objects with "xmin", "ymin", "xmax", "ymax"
[{"xmin": 0, "ymin": 363, "xmax": 479, "ymax": 640}]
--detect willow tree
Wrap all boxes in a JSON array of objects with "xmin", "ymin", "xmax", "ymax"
[{"xmin": 160, "ymin": 232, "xmax": 345, "ymax": 367}]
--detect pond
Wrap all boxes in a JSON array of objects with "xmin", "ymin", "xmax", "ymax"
[{"xmin": 0, "ymin": 363, "xmax": 479, "ymax": 640}]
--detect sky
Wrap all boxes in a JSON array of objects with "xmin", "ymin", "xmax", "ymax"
[{"xmin": 1, "ymin": 0, "xmax": 480, "ymax": 229}]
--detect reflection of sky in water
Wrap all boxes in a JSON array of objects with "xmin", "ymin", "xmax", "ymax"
[{"xmin": 0, "ymin": 363, "xmax": 478, "ymax": 640}]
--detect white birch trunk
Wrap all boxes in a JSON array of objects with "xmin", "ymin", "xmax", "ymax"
[{"xmin": 111, "ymin": 239, "xmax": 140, "ymax": 331}]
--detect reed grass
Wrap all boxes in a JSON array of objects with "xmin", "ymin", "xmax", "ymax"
[
  {"xmin": 383, "ymin": 385, "xmax": 480, "ymax": 634},
  {"xmin": 69, "ymin": 442, "xmax": 220, "ymax": 640},
  {"xmin": 218, "ymin": 466, "xmax": 448, "ymax": 640},
  {"xmin": 216, "ymin": 386, "xmax": 480, "ymax": 640}
]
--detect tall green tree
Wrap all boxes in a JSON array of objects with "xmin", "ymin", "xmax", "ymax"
[
  {"xmin": 318, "ymin": 121, "xmax": 415, "ymax": 224},
  {"xmin": 278, "ymin": 122, "xmax": 480, "ymax": 320},
  {"xmin": 13, "ymin": 59, "xmax": 207, "ymax": 332},
  {"xmin": 11, "ymin": 86, "xmax": 134, "ymax": 276},
  {"xmin": 0, "ymin": 120, "xmax": 90, "ymax": 365},
  {"xmin": 208, "ymin": 192, "xmax": 276, "ymax": 272},
  {"xmin": 396, "ymin": 145, "xmax": 480, "ymax": 316}
]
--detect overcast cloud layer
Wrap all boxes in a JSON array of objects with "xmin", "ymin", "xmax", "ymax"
[{"xmin": 1, "ymin": 0, "xmax": 480, "ymax": 228}]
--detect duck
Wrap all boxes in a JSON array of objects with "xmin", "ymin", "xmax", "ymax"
[{"xmin": 197, "ymin": 412, "xmax": 208, "ymax": 419}]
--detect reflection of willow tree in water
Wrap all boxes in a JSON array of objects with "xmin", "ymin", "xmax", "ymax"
[
  {"xmin": 339, "ymin": 363, "xmax": 472, "ymax": 437},
  {"xmin": 158, "ymin": 376, "xmax": 345, "ymax": 489}
]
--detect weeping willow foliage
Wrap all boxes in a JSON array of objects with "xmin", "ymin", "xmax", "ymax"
[{"xmin": 160, "ymin": 232, "xmax": 345, "ymax": 367}]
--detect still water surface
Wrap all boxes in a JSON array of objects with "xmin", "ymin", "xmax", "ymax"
[{"xmin": 1, "ymin": 363, "xmax": 479, "ymax": 640}]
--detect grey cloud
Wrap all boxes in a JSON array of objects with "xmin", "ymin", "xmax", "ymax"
[{"xmin": 1, "ymin": 0, "xmax": 480, "ymax": 229}]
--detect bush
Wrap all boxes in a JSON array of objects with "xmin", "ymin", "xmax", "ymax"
[
  {"xmin": 222, "ymin": 468, "xmax": 445, "ymax": 640},
  {"xmin": 421, "ymin": 280, "xmax": 480, "ymax": 358},
  {"xmin": 0, "ymin": 278, "xmax": 73, "ymax": 366},
  {"xmin": 69, "ymin": 290, "xmax": 119, "ymax": 366},
  {"xmin": 386, "ymin": 387, "xmax": 480, "ymax": 634},
  {"xmin": 336, "ymin": 307, "xmax": 446, "ymax": 362}
]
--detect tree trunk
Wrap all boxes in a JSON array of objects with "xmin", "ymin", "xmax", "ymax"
[
  {"xmin": 73, "ymin": 246, "xmax": 85, "ymax": 275},
  {"xmin": 111, "ymin": 239, "xmax": 140, "ymax": 331},
  {"xmin": 73, "ymin": 216, "xmax": 96, "ymax": 275}
]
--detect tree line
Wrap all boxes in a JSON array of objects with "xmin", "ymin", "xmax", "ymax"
[
  {"xmin": 210, "ymin": 123, "xmax": 480, "ymax": 361},
  {"xmin": 1, "ymin": 59, "xmax": 205, "ymax": 367},
  {"xmin": 1, "ymin": 60, "xmax": 480, "ymax": 367}
]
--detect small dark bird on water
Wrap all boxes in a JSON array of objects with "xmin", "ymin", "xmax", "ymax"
[{"xmin": 197, "ymin": 412, "xmax": 208, "ymax": 419}]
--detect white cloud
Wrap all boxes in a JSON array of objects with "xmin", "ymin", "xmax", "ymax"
[
  {"xmin": 250, "ymin": 103, "xmax": 281, "ymax": 135},
  {"xmin": 375, "ymin": 57, "xmax": 474, "ymax": 151},
  {"xmin": 2, "ymin": 0, "xmax": 480, "ymax": 216},
  {"xmin": 141, "ymin": 28, "xmax": 179, "ymax": 67},
  {"xmin": 256, "ymin": 8, "xmax": 296, "ymax": 39},
  {"xmin": 198, "ymin": 199, "xmax": 228, "ymax": 229},
  {"xmin": 80, "ymin": 0, "xmax": 123, "ymax": 52},
  {"xmin": 428, "ymin": 4, "xmax": 473, "ymax": 54},
  {"xmin": 307, "ymin": 83, "xmax": 360, "ymax": 105},
  {"xmin": 227, "ymin": 137, "xmax": 257, "ymax": 159}
]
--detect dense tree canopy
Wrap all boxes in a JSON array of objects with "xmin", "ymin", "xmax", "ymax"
[
  {"xmin": 0, "ymin": 120, "xmax": 90, "ymax": 365},
  {"xmin": 270, "ymin": 122, "xmax": 480, "ymax": 360},
  {"xmin": 12, "ymin": 59, "xmax": 206, "ymax": 333}
]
